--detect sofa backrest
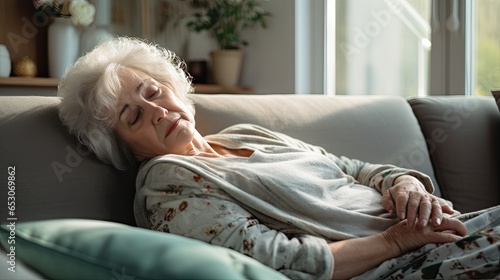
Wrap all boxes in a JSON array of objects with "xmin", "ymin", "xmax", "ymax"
[
  {"xmin": 0, "ymin": 94, "xmax": 439, "ymax": 225},
  {"xmin": 409, "ymin": 96, "xmax": 500, "ymax": 213},
  {"xmin": 0, "ymin": 96, "xmax": 137, "ymax": 225},
  {"xmin": 191, "ymin": 94, "xmax": 440, "ymax": 195}
]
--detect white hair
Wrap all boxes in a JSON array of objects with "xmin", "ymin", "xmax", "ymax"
[{"xmin": 58, "ymin": 37, "xmax": 194, "ymax": 170}]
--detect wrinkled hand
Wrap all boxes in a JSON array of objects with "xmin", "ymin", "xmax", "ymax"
[
  {"xmin": 381, "ymin": 217, "xmax": 467, "ymax": 256},
  {"xmin": 381, "ymin": 175, "xmax": 454, "ymax": 228}
]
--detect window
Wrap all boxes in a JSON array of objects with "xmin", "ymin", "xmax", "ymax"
[
  {"xmin": 474, "ymin": 0, "xmax": 500, "ymax": 96},
  {"xmin": 333, "ymin": 0, "xmax": 431, "ymax": 96},
  {"xmin": 327, "ymin": 0, "xmax": 500, "ymax": 96}
]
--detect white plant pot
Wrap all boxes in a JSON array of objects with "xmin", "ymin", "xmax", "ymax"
[
  {"xmin": 0, "ymin": 44, "xmax": 11, "ymax": 77},
  {"xmin": 210, "ymin": 50, "xmax": 243, "ymax": 87},
  {"xmin": 48, "ymin": 17, "xmax": 80, "ymax": 78}
]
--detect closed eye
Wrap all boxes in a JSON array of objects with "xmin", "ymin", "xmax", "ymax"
[
  {"xmin": 147, "ymin": 85, "xmax": 160, "ymax": 99},
  {"xmin": 130, "ymin": 108, "xmax": 140, "ymax": 126}
]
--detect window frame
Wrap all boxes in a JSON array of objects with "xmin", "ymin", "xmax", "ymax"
[{"xmin": 322, "ymin": 0, "xmax": 475, "ymax": 96}]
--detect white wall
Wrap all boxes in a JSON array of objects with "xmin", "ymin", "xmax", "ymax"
[
  {"xmin": 295, "ymin": 0, "xmax": 325, "ymax": 94},
  {"xmin": 240, "ymin": 0, "xmax": 296, "ymax": 94},
  {"xmin": 150, "ymin": 0, "xmax": 326, "ymax": 94},
  {"xmin": 154, "ymin": 0, "xmax": 323, "ymax": 94},
  {"xmin": 242, "ymin": 0, "xmax": 324, "ymax": 94}
]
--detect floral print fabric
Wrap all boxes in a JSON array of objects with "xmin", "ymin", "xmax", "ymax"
[
  {"xmin": 147, "ymin": 164, "xmax": 500, "ymax": 279},
  {"xmin": 146, "ymin": 164, "xmax": 332, "ymax": 280},
  {"xmin": 137, "ymin": 124, "xmax": 500, "ymax": 279},
  {"xmin": 354, "ymin": 206, "xmax": 500, "ymax": 279}
]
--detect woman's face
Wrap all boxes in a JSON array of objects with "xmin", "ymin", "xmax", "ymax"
[{"xmin": 114, "ymin": 68, "xmax": 196, "ymax": 160}]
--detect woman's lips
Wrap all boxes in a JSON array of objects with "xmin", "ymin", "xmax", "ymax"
[{"xmin": 165, "ymin": 118, "xmax": 180, "ymax": 138}]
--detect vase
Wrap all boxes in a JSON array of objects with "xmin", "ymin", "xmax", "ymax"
[
  {"xmin": 210, "ymin": 50, "xmax": 243, "ymax": 87},
  {"xmin": 48, "ymin": 17, "xmax": 80, "ymax": 78},
  {"xmin": 0, "ymin": 44, "xmax": 11, "ymax": 77}
]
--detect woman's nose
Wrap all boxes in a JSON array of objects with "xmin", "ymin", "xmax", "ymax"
[{"xmin": 152, "ymin": 105, "xmax": 167, "ymax": 125}]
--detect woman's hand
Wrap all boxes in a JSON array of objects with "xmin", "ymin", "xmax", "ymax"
[
  {"xmin": 381, "ymin": 175, "xmax": 455, "ymax": 228},
  {"xmin": 328, "ymin": 216, "xmax": 466, "ymax": 279},
  {"xmin": 381, "ymin": 216, "xmax": 467, "ymax": 256}
]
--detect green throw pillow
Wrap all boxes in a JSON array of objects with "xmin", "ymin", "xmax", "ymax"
[{"xmin": 0, "ymin": 219, "xmax": 288, "ymax": 280}]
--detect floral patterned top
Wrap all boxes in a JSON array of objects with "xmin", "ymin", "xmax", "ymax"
[{"xmin": 134, "ymin": 124, "xmax": 436, "ymax": 279}]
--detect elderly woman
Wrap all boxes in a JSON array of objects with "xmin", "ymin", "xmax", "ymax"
[{"xmin": 58, "ymin": 37, "xmax": 499, "ymax": 279}]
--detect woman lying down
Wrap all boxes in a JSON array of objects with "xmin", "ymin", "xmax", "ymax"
[{"xmin": 57, "ymin": 37, "xmax": 500, "ymax": 279}]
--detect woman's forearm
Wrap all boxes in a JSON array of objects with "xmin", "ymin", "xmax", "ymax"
[
  {"xmin": 329, "ymin": 233, "xmax": 399, "ymax": 279},
  {"xmin": 330, "ymin": 217, "xmax": 467, "ymax": 279}
]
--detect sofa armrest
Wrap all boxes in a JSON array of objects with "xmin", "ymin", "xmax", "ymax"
[{"xmin": 408, "ymin": 96, "xmax": 500, "ymax": 212}]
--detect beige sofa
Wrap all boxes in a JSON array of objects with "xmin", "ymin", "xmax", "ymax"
[{"xmin": 0, "ymin": 93, "xmax": 499, "ymax": 279}]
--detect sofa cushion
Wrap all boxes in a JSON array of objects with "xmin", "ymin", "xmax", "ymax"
[
  {"xmin": 0, "ymin": 219, "xmax": 288, "ymax": 280},
  {"xmin": 0, "ymin": 94, "xmax": 439, "ymax": 224},
  {"xmin": 0, "ymin": 96, "xmax": 137, "ymax": 225},
  {"xmin": 191, "ymin": 94, "xmax": 441, "ymax": 196},
  {"xmin": 408, "ymin": 96, "xmax": 500, "ymax": 213}
]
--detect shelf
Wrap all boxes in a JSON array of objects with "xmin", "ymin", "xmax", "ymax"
[
  {"xmin": 0, "ymin": 77, "xmax": 60, "ymax": 87},
  {"xmin": 192, "ymin": 84, "xmax": 254, "ymax": 94},
  {"xmin": 0, "ymin": 77, "xmax": 253, "ymax": 94}
]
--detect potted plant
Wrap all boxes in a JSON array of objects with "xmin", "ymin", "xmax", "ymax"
[{"xmin": 183, "ymin": 0, "xmax": 272, "ymax": 86}]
